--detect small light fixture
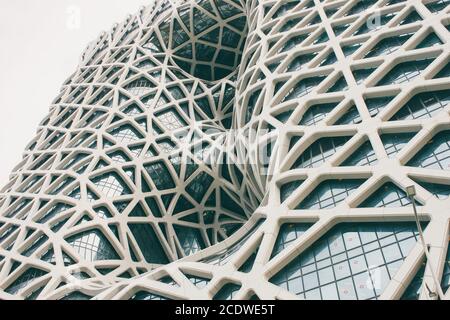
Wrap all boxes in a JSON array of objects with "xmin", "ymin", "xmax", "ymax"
[
  {"xmin": 406, "ymin": 185, "xmax": 416, "ymax": 197},
  {"xmin": 408, "ymin": 184, "xmax": 445, "ymax": 299},
  {"xmin": 425, "ymin": 283, "xmax": 438, "ymax": 299}
]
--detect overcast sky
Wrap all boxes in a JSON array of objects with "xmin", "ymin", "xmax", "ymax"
[{"xmin": 0, "ymin": 0, "xmax": 148, "ymax": 185}]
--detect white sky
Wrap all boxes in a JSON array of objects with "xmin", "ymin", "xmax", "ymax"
[{"xmin": 0, "ymin": 0, "xmax": 148, "ymax": 184}]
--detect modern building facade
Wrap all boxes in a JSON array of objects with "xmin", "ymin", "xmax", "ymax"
[{"xmin": 1, "ymin": 0, "xmax": 450, "ymax": 300}]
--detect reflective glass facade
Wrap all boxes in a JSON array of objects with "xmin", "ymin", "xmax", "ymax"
[{"xmin": 270, "ymin": 222, "xmax": 424, "ymax": 300}]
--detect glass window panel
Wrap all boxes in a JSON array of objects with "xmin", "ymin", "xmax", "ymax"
[
  {"xmin": 297, "ymin": 179, "xmax": 365, "ymax": 210},
  {"xmin": 270, "ymin": 222, "xmax": 422, "ymax": 300},
  {"xmin": 407, "ymin": 130, "xmax": 450, "ymax": 170},
  {"xmin": 377, "ymin": 59, "xmax": 434, "ymax": 86},
  {"xmin": 391, "ymin": 90, "xmax": 450, "ymax": 121},
  {"xmin": 66, "ymin": 229, "xmax": 119, "ymax": 262}
]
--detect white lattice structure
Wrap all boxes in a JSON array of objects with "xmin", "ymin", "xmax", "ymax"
[{"xmin": 1, "ymin": 0, "xmax": 450, "ymax": 300}]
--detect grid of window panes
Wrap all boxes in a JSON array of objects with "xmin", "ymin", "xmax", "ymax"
[
  {"xmin": 156, "ymin": 109, "xmax": 187, "ymax": 130},
  {"xmin": 170, "ymin": 0, "xmax": 247, "ymax": 81},
  {"xmin": 109, "ymin": 151, "xmax": 129, "ymax": 163},
  {"xmin": 157, "ymin": 139, "xmax": 176, "ymax": 153},
  {"xmin": 279, "ymin": 34, "xmax": 308, "ymax": 53},
  {"xmin": 377, "ymin": 59, "xmax": 434, "ymax": 86},
  {"xmin": 144, "ymin": 161, "xmax": 176, "ymax": 190},
  {"xmin": 287, "ymin": 53, "xmax": 317, "ymax": 72},
  {"xmin": 186, "ymin": 172, "xmax": 214, "ymax": 203},
  {"xmin": 66, "ymin": 230, "xmax": 119, "ymax": 262},
  {"xmin": 299, "ymin": 103, "xmax": 336, "ymax": 126},
  {"xmin": 283, "ymin": 77, "xmax": 326, "ymax": 102},
  {"xmin": 365, "ymin": 34, "xmax": 412, "ymax": 58},
  {"xmin": 174, "ymin": 226, "xmax": 205, "ymax": 256},
  {"xmin": 365, "ymin": 97, "xmax": 391, "ymax": 117},
  {"xmin": 341, "ymin": 141, "xmax": 377, "ymax": 166},
  {"xmin": 110, "ymin": 125, "xmax": 142, "ymax": 143},
  {"xmin": 297, "ymin": 179, "xmax": 365, "ymax": 210},
  {"xmin": 391, "ymin": 90, "xmax": 450, "ymax": 120},
  {"xmin": 359, "ymin": 182, "xmax": 413, "ymax": 208},
  {"xmin": 335, "ymin": 105, "xmax": 362, "ymax": 125},
  {"xmin": 280, "ymin": 180, "xmax": 303, "ymax": 203},
  {"xmin": 292, "ymin": 137, "xmax": 350, "ymax": 169},
  {"xmin": 126, "ymin": 76, "xmax": 155, "ymax": 91},
  {"xmin": 271, "ymin": 223, "xmax": 313, "ymax": 258},
  {"xmin": 407, "ymin": 130, "xmax": 450, "ymax": 170},
  {"xmin": 270, "ymin": 222, "xmax": 422, "ymax": 300},
  {"xmin": 414, "ymin": 180, "xmax": 450, "ymax": 199},
  {"xmin": 93, "ymin": 173, "xmax": 130, "ymax": 198},
  {"xmin": 381, "ymin": 132, "xmax": 416, "ymax": 158}
]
